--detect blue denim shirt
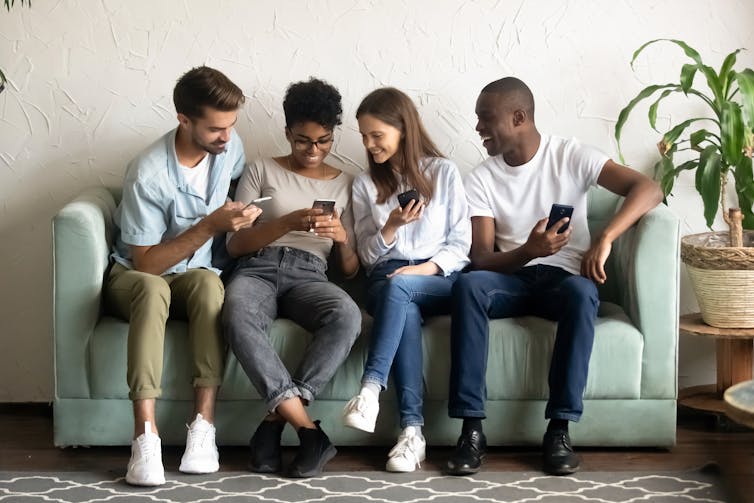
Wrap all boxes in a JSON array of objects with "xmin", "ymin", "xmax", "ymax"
[{"xmin": 112, "ymin": 127, "xmax": 245, "ymax": 275}]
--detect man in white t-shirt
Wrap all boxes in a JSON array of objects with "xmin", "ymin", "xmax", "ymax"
[{"xmin": 445, "ymin": 77, "xmax": 663, "ymax": 477}]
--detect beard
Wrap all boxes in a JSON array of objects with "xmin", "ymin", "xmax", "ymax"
[{"xmin": 192, "ymin": 131, "xmax": 227, "ymax": 156}]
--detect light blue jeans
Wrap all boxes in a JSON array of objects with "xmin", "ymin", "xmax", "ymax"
[
  {"xmin": 222, "ymin": 246, "xmax": 362, "ymax": 412},
  {"xmin": 363, "ymin": 259, "xmax": 459, "ymax": 428}
]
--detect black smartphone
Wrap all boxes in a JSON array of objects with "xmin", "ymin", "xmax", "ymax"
[
  {"xmin": 312, "ymin": 199, "xmax": 336, "ymax": 215},
  {"xmin": 546, "ymin": 204, "xmax": 574, "ymax": 234},
  {"xmin": 397, "ymin": 189, "xmax": 420, "ymax": 209}
]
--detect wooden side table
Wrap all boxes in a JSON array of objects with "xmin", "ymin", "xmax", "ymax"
[{"xmin": 678, "ymin": 313, "xmax": 754, "ymax": 414}]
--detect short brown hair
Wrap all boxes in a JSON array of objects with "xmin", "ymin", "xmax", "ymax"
[
  {"xmin": 356, "ymin": 87, "xmax": 443, "ymax": 205},
  {"xmin": 173, "ymin": 66, "xmax": 245, "ymax": 119}
]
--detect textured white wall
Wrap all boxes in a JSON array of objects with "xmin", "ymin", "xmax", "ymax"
[{"xmin": 1, "ymin": 0, "xmax": 753, "ymax": 401}]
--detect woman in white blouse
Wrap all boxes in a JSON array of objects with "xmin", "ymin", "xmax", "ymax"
[{"xmin": 342, "ymin": 87, "xmax": 471, "ymax": 472}]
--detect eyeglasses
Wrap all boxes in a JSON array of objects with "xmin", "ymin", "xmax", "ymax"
[{"xmin": 290, "ymin": 134, "xmax": 334, "ymax": 151}]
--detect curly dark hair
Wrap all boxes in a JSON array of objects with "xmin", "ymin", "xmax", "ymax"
[{"xmin": 282, "ymin": 77, "xmax": 343, "ymax": 130}]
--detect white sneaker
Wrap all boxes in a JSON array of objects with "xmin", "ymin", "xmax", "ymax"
[
  {"xmin": 386, "ymin": 427, "xmax": 426, "ymax": 472},
  {"xmin": 126, "ymin": 422, "xmax": 166, "ymax": 486},
  {"xmin": 342, "ymin": 392, "xmax": 379, "ymax": 433},
  {"xmin": 179, "ymin": 413, "xmax": 219, "ymax": 474}
]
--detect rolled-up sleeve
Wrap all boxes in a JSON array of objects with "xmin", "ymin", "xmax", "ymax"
[{"xmin": 118, "ymin": 179, "xmax": 167, "ymax": 246}]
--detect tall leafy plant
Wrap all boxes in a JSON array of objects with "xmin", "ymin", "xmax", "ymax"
[{"xmin": 615, "ymin": 39, "xmax": 754, "ymax": 230}]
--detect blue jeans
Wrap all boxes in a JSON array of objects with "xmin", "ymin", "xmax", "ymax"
[
  {"xmin": 222, "ymin": 246, "xmax": 362, "ymax": 412},
  {"xmin": 448, "ymin": 265, "xmax": 599, "ymax": 422},
  {"xmin": 363, "ymin": 259, "xmax": 459, "ymax": 428}
]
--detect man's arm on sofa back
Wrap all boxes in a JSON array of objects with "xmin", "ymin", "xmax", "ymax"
[
  {"xmin": 53, "ymin": 187, "xmax": 116, "ymax": 399},
  {"xmin": 611, "ymin": 203, "xmax": 680, "ymax": 399}
]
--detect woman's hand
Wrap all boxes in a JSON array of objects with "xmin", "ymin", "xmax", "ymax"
[
  {"xmin": 381, "ymin": 199, "xmax": 425, "ymax": 245},
  {"xmin": 312, "ymin": 209, "xmax": 349, "ymax": 244},
  {"xmin": 282, "ymin": 208, "xmax": 323, "ymax": 233},
  {"xmin": 387, "ymin": 261, "xmax": 440, "ymax": 277}
]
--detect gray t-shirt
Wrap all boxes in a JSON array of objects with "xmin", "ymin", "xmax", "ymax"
[{"xmin": 233, "ymin": 157, "xmax": 356, "ymax": 263}]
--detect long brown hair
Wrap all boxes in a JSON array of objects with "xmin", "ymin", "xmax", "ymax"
[{"xmin": 356, "ymin": 88, "xmax": 443, "ymax": 204}]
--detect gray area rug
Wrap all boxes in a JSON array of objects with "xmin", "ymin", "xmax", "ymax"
[{"xmin": 0, "ymin": 470, "xmax": 729, "ymax": 502}]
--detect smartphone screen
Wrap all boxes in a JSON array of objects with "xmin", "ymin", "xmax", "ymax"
[
  {"xmin": 312, "ymin": 199, "xmax": 336, "ymax": 215},
  {"xmin": 546, "ymin": 204, "xmax": 574, "ymax": 234}
]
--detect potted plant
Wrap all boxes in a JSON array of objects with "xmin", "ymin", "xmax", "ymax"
[{"xmin": 615, "ymin": 39, "xmax": 754, "ymax": 328}]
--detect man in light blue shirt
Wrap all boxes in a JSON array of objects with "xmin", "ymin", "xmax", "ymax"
[{"xmin": 105, "ymin": 66, "xmax": 261, "ymax": 486}]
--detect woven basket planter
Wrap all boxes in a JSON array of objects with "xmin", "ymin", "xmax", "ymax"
[{"xmin": 682, "ymin": 231, "xmax": 754, "ymax": 328}]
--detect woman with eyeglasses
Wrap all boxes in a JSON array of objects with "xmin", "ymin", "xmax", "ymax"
[
  {"xmin": 341, "ymin": 87, "xmax": 471, "ymax": 472},
  {"xmin": 222, "ymin": 78, "xmax": 361, "ymax": 478}
]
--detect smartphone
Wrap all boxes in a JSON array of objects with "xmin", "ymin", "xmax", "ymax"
[
  {"xmin": 397, "ymin": 189, "xmax": 420, "ymax": 209},
  {"xmin": 244, "ymin": 196, "xmax": 272, "ymax": 209},
  {"xmin": 312, "ymin": 199, "xmax": 336, "ymax": 215},
  {"xmin": 546, "ymin": 204, "xmax": 574, "ymax": 234}
]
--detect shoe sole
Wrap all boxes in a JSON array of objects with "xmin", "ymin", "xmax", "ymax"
[
  {"xmin": 125, "ymin": 474, "xmax": 166, "ymax": 486},
  {"xmin": 288, "ymin": 445, "xmax": 337, "ymax": 478},
  {"xmin": 179, "ymin": 462, "xmax": 219, "ymax": 474},
  {"xmin": 386, "ymin": 453, "xmax": 426, "ymax": 473},
  {"xmin": 543, "ymin": 464, "xmax": 580, "ymax": 476},
  {"xmin": 444, "ymin": 454, "xmax": 485, "ymax": 476},
  {"xmin": 342, "ymin": 414, "xmax": 376, "ymax": 433},
  {"xmin": 248, "ymin": 461, "xmax": 282, "ymax": 474}
]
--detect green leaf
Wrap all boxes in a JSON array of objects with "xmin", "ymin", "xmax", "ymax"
[
  {"xmin": 680, "ymin": 64, "xmax": 697, "ymax": 93},
  {"xmin": 719, "ymin": 49, "xmax": 742, "ymax": 98},
  {"xmin": 720, "ymin": 101, "xmax": 744, "ymax": 166},
  {"xmin": 655, "ymin": 155, "xmax": 676, "ymax": 196},
  {"xmin": 648, "ymin": 89, "xmax": 676, "ymax": 131},
  {"xmin": 690, "ymin": 129, "xmax": 719, "ymax": 151},
  {"xmin": 662, "ymin": 117, "xmax": 709, "ymax": 145},
  {"xmin": 734, "ymin": 156, "xmax": 754, "ymax": 229},
  {"xmin": 734, "ymin": 69, "xmax": 754, "ymax": 133},
  {"xmin": 696, "ymin": 145, "xmax": 722, "ymax": 228},
  {"xmin": 615, "ymin": 83, "xmax": 678, "ymax": 162}
]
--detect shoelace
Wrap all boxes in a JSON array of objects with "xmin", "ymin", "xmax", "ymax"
[
  {"xmin": 136, "ymin": 433, "xmax": 159, "ymax": 460},
  {"xmin": 388, "ymin": 435, "xmax": 422, "ymax": 468},
  {"xmin": 186, "ymin": 422, "xmax": 213, "ymax": 451}
]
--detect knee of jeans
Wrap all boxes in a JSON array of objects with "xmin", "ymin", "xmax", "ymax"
[
  {"xmin": 451, "ymin": 271, "xmax": 481, "ymax": 298},
  {"xmin": 563, "ymin": 277, "xmax": 599, "ymax": 312},
  {"xmin": 131, "ymin": 275, "xmax": 171, "ymax": 312},
  {"xmin": 333, "ymin": 297, "xmax": 362, "ymax": 335},
  {"xmin": 385, "ymin": 275, "xmax": 414, "ymax": 298}
]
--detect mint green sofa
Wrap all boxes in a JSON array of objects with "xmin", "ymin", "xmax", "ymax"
[{"xmin": 53, "ymin": 186, "xmax": 679, "ymax": 447}]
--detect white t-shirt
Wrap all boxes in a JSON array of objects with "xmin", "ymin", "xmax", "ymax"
[
  {"xmin": 180, "ymin": 154, "xmax": 210, "ymax": 201},
  {"xmin": 232, "ymin": 157, "xmax": 355, "ymax": 263},
  {"xmin": 464, "ymin": 134, "xmax": 609, "ymax": 275},
  {"xmin": 352, "ymin": 157, "xmax": 471, "ymax": 276}
]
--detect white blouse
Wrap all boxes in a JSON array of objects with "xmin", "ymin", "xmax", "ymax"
[{"xmin": 352, "ymin": 157, "xmax": 471, "ymax": 276}]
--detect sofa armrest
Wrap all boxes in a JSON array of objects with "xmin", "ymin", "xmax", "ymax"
[
  {"xmin": 53, "ymin": 187, "xmax": 117, "ymax": 399},
  {"xmin": 611, "ymin": 203, "xmax": 680, "ymax": 399}
]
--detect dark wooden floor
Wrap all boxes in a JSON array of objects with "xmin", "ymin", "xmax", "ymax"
[{"xmin": 1, "ymin": 404, "xmax": 753, "ymax": 502}]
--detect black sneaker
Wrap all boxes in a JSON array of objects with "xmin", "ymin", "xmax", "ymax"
[
  {"xmin": 445, "ymin": 429, "xmax": 487, "ymax": 476},
  {"xmin": 542, "ymin": 430, "xmax": 580, "ymax": 475},
  {"xmin": 249, "ymin": 419, "xmax": 285, "ymax": 473},
  {"xmin": 287, "ymin": 420, "xmax": 337, "ymax": 478}
]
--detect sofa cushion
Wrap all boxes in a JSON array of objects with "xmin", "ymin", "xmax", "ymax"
[{"xmin": 90, "ymin": 302, "xmax": 641, "ymax": 403}]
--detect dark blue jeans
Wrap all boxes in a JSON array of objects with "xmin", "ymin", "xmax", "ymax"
[
  {"xmin": 448, "ymin": 265, "xmax": 599, "ymax": 422},
  {"xmin": 364, "ymin": 259, "xmax": 459, "ymax": 428}
]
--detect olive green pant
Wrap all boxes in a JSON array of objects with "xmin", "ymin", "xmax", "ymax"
[{"xmin": 105, "ymin": 263, "xmax": 225, "ymax": 400}]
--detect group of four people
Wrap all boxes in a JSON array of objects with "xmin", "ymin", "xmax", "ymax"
[{"xmin": 107, "ymin": 66, "xmax": 662, "ymax": 486}]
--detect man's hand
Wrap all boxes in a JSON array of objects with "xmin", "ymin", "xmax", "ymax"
[
  {"xmin": 581, "ymin": 238, "xmax": 612, "ymax": 284},
  {"xmin": 312, "ymin": 209, "xmax": 348, "ymax": 244},
  {"xmin": 204, "ymin": 201, "xmax": 262, "ymax": 233},
  {"xmin": 387, "ymin": 261, "xmax": 440, "ymax": 277},
  {"xmin": 522, "ymin": 217, "xmax": 571, "ymax": 259}
]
